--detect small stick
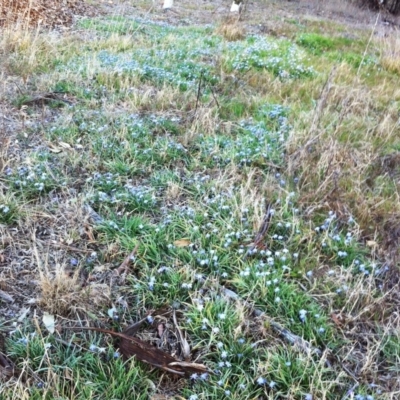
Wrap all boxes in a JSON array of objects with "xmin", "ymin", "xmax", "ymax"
[
  {"xmin": 194, "ymin": 71, "xmax": 203, "ymax": 116},
  {"xmin": 114, "ymin": 244, "xmax": 139, "ymax": 276},
  {"xmin": 173, "ymin": 310, "xmax": 190, "ymax": 360}
]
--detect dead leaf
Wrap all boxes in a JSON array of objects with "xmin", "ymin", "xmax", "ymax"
[
  {"xmin": 331, "ymin": 313, "xmax": 344, "ymax": 327},
  {"xmin": 48, "ymin": 145, "xmax": 62, "ymax": 153},
  {"xmin": 17, "ymin": 307, "xmax": 30, "ymax": 322},
  {"xmin": 108, "ymin": 307, "xmax": 118, "ymax": 319},
  {"xmin": 64, "ymin": 368, "xmax": 73, "ymax": 381},
  {"xmin": 366, "ymin": 240, "xmax": 378, "ymax": 248},
  {"xmin": 157, "ymin": 323, "xmax": 165, "ymax": 338},
  {"xmin": 173, "ymin": 239, "xmax": 191, "ymax": 247},
  {"xmin": 58, "ymin": 141, "xmax": 71, "ymax": 149},
  {"xmin": 245, "ymin": 201, "xmax": 272, "ymax": 255},
  {"xmin": 173, "ymin": 310, "xmax": 190, "ymax": 360},
  {"xmin": 168, "ymin": 361, "xmax": 209, "ymax": 373},
  {"xmin": 123, "ymin": 317, "xmax": 148, "ymax": 337},
  {"xmin": 0, "ymin": 290, "xmax": 14, "ymax": 303}
]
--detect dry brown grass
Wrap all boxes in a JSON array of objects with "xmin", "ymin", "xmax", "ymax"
[
  {"xmin": 36, "ymin": 261, "xmax": 82, "ymax": 316},
  {"xmin": 378, "ymin": 29, "xmax": 400, "ymax": 74},
  {"xmin": 287, "ymin": 65, "xmax": 400, "ymax": 261},
  {"xmin": 0, "ymin": 130, "xmax": 10, "ymax": 175},
  {"xmin": 32, "ymin": 233, "xmax": 112, "ymax": 316},
  {"xmin": 215, "ymin": 18, "xmax": 246, "ymax": 41},
  {"xmin": 0, "ymin": 0, "xmax": 90, "ymax": 28},
  {"xmin": 0, "ymin": 25, "xmax": 68, "ymax": 83}
]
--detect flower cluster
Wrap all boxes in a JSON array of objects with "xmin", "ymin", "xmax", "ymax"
[
  {"xmin": 228, "ymin": 35, "xmax": 314, "ymax": 78},
  {"xmin": 7, "ymin": 161, "xmax": 63, "ymax": 198}
]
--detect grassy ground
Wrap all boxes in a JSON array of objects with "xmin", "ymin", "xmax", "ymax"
[{"xmin": 1, "ymin": 1, "xmax": 400, "ymax": 399}]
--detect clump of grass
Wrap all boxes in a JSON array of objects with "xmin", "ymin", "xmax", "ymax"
[
  {"xmin": 225, "ymin": 34, "xmax": 315, "ymax": 79},
  {"xmin": 0, "ymin": 25, "xmax": 60, "ymax": 80},
  {"xmin": 36, "ymin": 257, "xmax": 112, "ymax": 317},
  {"xmin": 6, "ymin": 156, "xmax": 66, "ymax": 199},
  {"xmin": 36, "ymin": 261, "xmax": 82, "ymax": 316},
  {"xmin": 296, "ymin": 33, "xmax": 352, "ymax": 55},
  {"xmin": 215, "ymin": 19, "xmax": 246, "ymax": 41},
  {"xmin": 378, "ymin": 32, "xmax": 400, "ymax": 75},
  {"xmin": 0, "ymin": 200, "xmax": 18, "ymax": 225}
]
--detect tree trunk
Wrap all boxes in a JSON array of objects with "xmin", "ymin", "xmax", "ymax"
[{"xmin": 382, "ymin": 0, "xmax": 400, "ymax": 13}]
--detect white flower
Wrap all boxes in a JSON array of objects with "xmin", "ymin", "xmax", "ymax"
[
  {"xmin": 89, "ymin": 344, "xmax": 98, "ymax": 352},
  {"xmin": 299, "ymin": 309, "xmax": 307, "ymax": 322},
  {"xmin": 181, "ymin": 282, "xmax": 192, "ymax": 289},
  {"xmin": 257, "ymin": 377, "xmax": 267, "ymax": 385}
]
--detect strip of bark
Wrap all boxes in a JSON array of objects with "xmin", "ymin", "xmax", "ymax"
[{"xmin": 64, "ymin": 325, "xmax": 211, "ymax": 377}]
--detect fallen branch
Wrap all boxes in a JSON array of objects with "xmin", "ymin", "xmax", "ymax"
[
  {"xmin": 19, "ymin": 92, "xmax": 74, "ymax": 107},
  {"xmin": 64, "ymin": 324, "xmax": 211, "ymax": 377}
]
